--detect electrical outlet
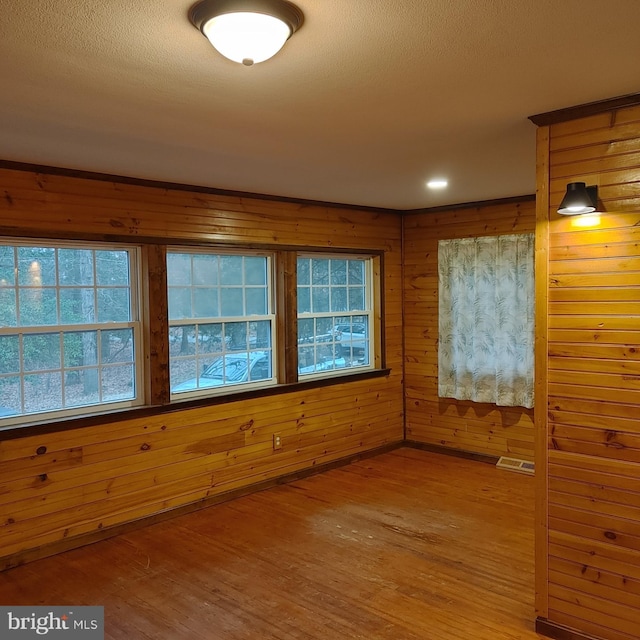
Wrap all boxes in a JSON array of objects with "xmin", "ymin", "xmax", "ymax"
[{"xmin": 273, "ymin": 433, "xmax": 282, "ymax": 450}]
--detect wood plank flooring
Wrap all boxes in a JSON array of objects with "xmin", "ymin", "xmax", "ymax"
[{"xmin": 0, "ymin": 448, "xmax": 541, "ymax": 639}]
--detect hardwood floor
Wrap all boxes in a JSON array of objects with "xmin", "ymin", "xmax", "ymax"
[{"xmin": 0, "ymin": 448, "xmax": 541, "ymax": 639}]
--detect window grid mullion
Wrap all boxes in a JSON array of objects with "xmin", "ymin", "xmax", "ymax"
[{"xmin": 0, "ymin": 242, "xmax": 142, "ymax": 425}]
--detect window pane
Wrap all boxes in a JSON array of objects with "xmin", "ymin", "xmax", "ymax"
[
  {"xmin": 220, "ymin": 288, "xmax": 243, "ymax": 316},
  {"xmin": 102, "ymin": 365, "xmax": 135, "ymax": 402},
  {"xmin": 19, "ymin": 289, "xmax": 58, "ymax": 326},
  {"xmin": 248, "ymin": 352, "xmax": 271, "ymax": 382},
  {"xmin": 246, "ymin": 288, "xmax": 267, "ymax": 315},
  {"xmin": 96, "ymin": 250, "xmax": 130, "ymax": 286},
  {"xmin": 24, "ymin": 372, "xmax": 62, "ymax": 413},
  {"xmin": 0, "ymin": 246, "xmax": 15, "ymax": 285},
  {"xmin": 316, "ymin": 316, "xmax": 333, "ymax": 335},
  {"xmin": 102, "ymin": 329, "xmax": 134, "ymax": 364},
  {"xmin": 65, "ymin": 372, "xmax": 100, "ymax": 408},
  {"xmin": 193, "ymin": 287, "xmax": 219, "ymax": 318},
  {"xmin": 312, "ymin": 287, "xmax": 329, "ymax": 312},
  {"xmin": 168, "ymin": 288, "xmax": 192, "ymax": 320},
  {"xmin": 0, "ymin": 376, "xmax": 21, "ymax": 415},
  {"xmin": 253, "ymin": 320, "xmax": 271, "ymax": 348},
  {"xmin": 0, "ymin": 335, "xmax": 19, "ymax": 374},
  {"xmin": 297, "ymin": 286, "xmax": 310, "ymax": 314},
  {"xmin": 226, "ymin": 321, "xmax": 248, "ymax": 350},
  {"xmin": 331, "ymin": 287, "xmax": 347, "ymax": 312},
  {"xmin": 18, "ymin": 247, "xmax": 56, "ymax": 286},
  {"xmin": 198, "ymin": 323, "xmax": 225, "ymax": 354},
  {"xmin": 297, "ymin": 258, "xmax": 310, "ymax": 285},
  {"xmin": 193, "ymin": 254, "xmax": 218, "ymax": 285},
  {"xmin": 298, "ymin": 317, "xmax": 314, "ymax": 344},
  {"xmin": 167, "ymin": 253, "xmax": 192, "ymax": 286},
  {"xmin": 60, "ymin": 288, "xmax": 95, "ymax": 324},
  {"xmin": 170, "ymin": 357, "xmax": 198, "ymax": 392},
  {"xmin": 64, "ymin": 331, "xmax": 96, "ymax": 368},
  {"xmin": 97, "ymin": 288, "xmax": 131, "ymax": 322},
  {"xmin": 0, "ymin": 286, "xmax": 17, "ymax": 327},
  {"xmin": 330, "ymin": 260, "xmax": 347, "ymax": 285},
  {"xmin": 245, "ymin": 257, "xmax": 267, "ymax": 285},
  {"xmin": 23, "ymin": 333, "xmax": 61, "ymax": 372},
  {"xmin": 348, "ymin": 260, "xmax": 364, "ymax": 284},
  {"xmin": 298, "ymin": 345, "xmax": 314, "ymax": 369},
  {"xmin": 0, "ymin": 336, "xmax": 20, "ymax": 374},
  {"xmin": 312, "ymin": 259, "xmax": 329, "ymax": 285},
  {"xmin": 348, "ymin": 287, "xmax": 365, "ymax": 310},
  {"xmin": 170, "ymin": 325, "xmax": 196, "ymax": 357},
  {"xmin": 220, "ymin": 255, "xmax": 243, "ymax": 285},
  {"xmin": 58, "ymin": 249, "xmax": 94, "ymax": 285}
]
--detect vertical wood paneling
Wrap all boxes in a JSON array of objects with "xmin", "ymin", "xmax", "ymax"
[
  {"xmin": 142, "ymin": 244, "xmax": 170, "ymax": 405},
  {"xmin": 0, "ymin": 167, "xmax": 404, "ymax": 567},
  {"xmin": 535, "ymin": 125, "xmax": 551, "ymax": 619},
  {"xmin": 402, "ymin": 201, "xmax": 536, "ymax": 459},
  {"xmin": 541, "ymin": 103, "xmax": 640, "ymax": 640}
]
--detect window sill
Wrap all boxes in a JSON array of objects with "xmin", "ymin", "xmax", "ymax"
[{"xmin": 0, "ymin": 368, "xmax": 392, "ymax": 441}]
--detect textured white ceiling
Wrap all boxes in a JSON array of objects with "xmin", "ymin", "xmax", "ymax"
[{"xmin": 0, "ymin": 0, "xmax": 639, "ymax": 209}]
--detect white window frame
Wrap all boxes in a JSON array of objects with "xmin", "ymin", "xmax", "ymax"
[
  {"xmin": 0, "ymin": 240, "xmax": 144, "ymax": 426},
  {"xmin": 297, "ymin": 253, "xmax": 375, "ymax": 380},
  {"xmin": 167, "ymin": 247, "xmax": 277, "ymax": 399}
]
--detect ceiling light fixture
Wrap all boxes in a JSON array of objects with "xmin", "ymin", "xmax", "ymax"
[
  {"xmin": 557, "ymin": 181, "xmax": 598, "ymax": 215},
  {"xmin": 427, "ymin": 178, "xmax": 448, "ymax": 190},
  {"xmin": 189, "ymin": 0, "xmax": 304, "ymax": 66}
]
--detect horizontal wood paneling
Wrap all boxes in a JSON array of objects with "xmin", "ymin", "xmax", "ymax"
[
  {"xmin": 0, "ymin": 166, "xmax": 404, "ymax": 567},
  {"xmin": 540, "ymin": 102, "xmax": 640, "ymax": 640},
  {"xmin": 403, "ymin": 200, "xmax": 536, "ymax": 459}
]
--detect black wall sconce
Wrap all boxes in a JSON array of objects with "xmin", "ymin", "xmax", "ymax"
[{"xmin": 557, "ymin": 182, "xmax": 599, "ymax": 215}]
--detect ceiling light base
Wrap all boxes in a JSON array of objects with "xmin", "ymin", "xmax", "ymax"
[{"xmin": 189, "ymin": 0, "xmax": 304, "ymax": 65}]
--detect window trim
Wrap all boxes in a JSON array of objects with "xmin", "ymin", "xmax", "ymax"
[
  {"xmin": 296, "ymin": 252, "xmax": 377, "ymax": 381},
  {"xmin": 0, "ymin": 239, "xmax": 145, "ymax": 427},
  {"xmin": 166, "ymin": 246, "xmax": 277, "ymax": 400},
  {"xmin": 0, "ymin": 240, "xmax": 386, "ymax": 435}
]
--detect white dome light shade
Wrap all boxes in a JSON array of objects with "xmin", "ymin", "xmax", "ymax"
[
  {"xmin": 189, "ymin": 0, "xmax": 304, "ymax": 66},
  {"xmin": 202, "ymin": 12, "xmax": 291, "ymax": 65}
]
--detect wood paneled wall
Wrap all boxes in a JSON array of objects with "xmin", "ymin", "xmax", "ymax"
[
  {"xmin": 0, "ymin": 167, "xmax": 404, "ymax": 568},
  {"xmin": 403, "ymin": 200, "xmax": 537, "ymax": 459},
  {"xmin": 536, "ymin": 104, "xmax": 640, "ymax": 640}
]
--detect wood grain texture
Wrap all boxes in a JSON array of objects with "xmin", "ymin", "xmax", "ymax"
[
  {"xmin": 142, "ymin": 244, "xmax": 170, "ymax": 405},
  {"xmin": 0, "ymin": 166, "xmax": 404, "ymax": 566},
  {"xmin": 0, "ymin": 448, "xmax": 539, "ymax": 640},
  {"xmin": 538, "ymin": 100, "xmax": 640, "ymax": 640},
  {"xmin": 535, "ymin": 124, "xmax": 551, "ymax": 620},
  {"xmin": 402, "ymin": 200, "xmax": 536, "ymax": 460}
]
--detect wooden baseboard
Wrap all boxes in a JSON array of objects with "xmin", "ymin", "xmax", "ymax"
[
  {"xmin": 536, "ymin": 617, "xmax": 602, "ymax": 640},
  {"xmin": 1, "ymin": 441, "xmax": 403, "ymax": 572},
  {"xmin": 404, "ymin": 440, "xmax": 500, "ymax": 465}
]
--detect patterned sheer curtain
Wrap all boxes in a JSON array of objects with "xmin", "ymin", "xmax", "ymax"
[{"xmin": 438, "ymin": 233, "xmax": 535, "ymax": 409}]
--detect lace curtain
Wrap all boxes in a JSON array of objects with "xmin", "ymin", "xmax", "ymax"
[{"xmin": 438, "ymin": 233, "xmax": 535, "ymax": 409}]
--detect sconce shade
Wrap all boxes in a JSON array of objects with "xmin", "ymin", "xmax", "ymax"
[
  {"xmin": 189, "ymin": 0, "xmax": 304, "ymax": 65},
  {"xmin": 557, "ymin": 182, "xmax": 598, "ymax": 215}
]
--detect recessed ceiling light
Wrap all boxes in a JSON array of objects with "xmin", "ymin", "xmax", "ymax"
[{"xmin": 426, "ymin": 178, "xmax": 448, "ymax": 190}]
